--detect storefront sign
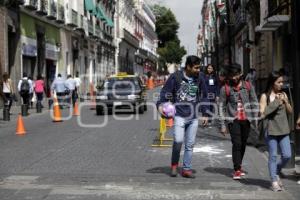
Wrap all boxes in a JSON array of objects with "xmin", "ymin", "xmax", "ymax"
[
  {"xmin": 21, "ymin": 36, "xmax": 37, "ymax": 57},
  {"xmin": 46, "ymin": 43, "xmax": 60, "ymax": 60}
]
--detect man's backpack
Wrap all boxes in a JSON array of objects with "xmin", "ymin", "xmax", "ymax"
[
  {"xmin": 224, "ymin": 81, "xmax": 251, "ymax": 98},
  {"xmin": 20, "ymin": 79, "xmax": 30, "ymax": 95}
]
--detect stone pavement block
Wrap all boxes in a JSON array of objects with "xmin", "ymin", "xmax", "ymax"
[{"xmin": 0, "ymin": 189, "xmax": 16, "ymax": 200}]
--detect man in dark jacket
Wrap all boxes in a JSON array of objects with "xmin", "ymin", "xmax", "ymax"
[{"xmin": 157, "ymin": 55, "xmax": 208, "ymax": 178}]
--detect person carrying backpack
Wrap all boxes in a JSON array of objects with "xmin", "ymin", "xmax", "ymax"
[
  {"xmin": 157, "ymin": 55, "xmax": 208, "ymax": 178},
  {"xmin": 218, "ymin": 63, "xmax": 259, "ymax": 180},
  {"xmin": 18, "ymin": 72, "xmax": 33, "ymax": 106}
]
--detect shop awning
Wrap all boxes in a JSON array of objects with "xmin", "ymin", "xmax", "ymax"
[
  {"xmin": 105, "ymin": 17, "xmax": 114, "ymax": 27},
  {"xmin": 84, "ymin": 0, "xmax": 94, "ymax": 12},
  {"xmin": 96, "ymin": 6, "xmax": 106, "ymax": 21},
  {"xmin": 255, "ymin": 15, "xmax": 290, "ymax": 32}
]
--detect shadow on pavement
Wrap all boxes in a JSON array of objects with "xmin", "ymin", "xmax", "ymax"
[
  {"xmin": 204, "ymin": 167, "xmax": 270, "ymax": 189},
  {"xmin": 146, "ymin": 166, "xmax": 197, "ymax": 177}
]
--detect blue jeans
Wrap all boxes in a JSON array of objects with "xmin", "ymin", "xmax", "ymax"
[
  {"xmin": 171, "ymin": 116, "xmax": 198, "ymax": 171},
  {"xmin": 265, "ymin": 132, "xmax": 291, "ymax": 182}
]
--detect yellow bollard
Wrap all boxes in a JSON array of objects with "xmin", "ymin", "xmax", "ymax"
[{"xmin": 151, "ymin": 118, "xmax": 173, "ymax": 147}]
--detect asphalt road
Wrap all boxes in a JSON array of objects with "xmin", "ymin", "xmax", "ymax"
[{"xmin": 0, "ymin": 88, "xmax": 299, "ymax": 200}]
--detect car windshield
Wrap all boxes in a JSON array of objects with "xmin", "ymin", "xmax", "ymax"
[{"xmin": 103, "ymin": 78, "xmax": 140, "ymax": 90}]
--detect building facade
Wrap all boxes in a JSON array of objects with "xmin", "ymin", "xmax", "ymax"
[
  {"xmin": 0, "ymin": 0, "xmax": 115, "ymax": 100},
  {"xmin": 114, "ymin": 0, "xmax": 158, "ymax": 75},
  {"xmin": 199, "ymin": 0, "xmax": 300, "ymax": 163}
]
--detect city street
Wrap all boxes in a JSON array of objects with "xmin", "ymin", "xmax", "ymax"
[{"xmin": 0, "ymin": 88, "xmax": 299, "ymax": 200}]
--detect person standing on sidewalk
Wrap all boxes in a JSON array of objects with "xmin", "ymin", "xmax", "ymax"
[
  {"xmin": 157, "ymin": 55, "xmax": 208, "ymax": 178},
  {"xmin": 18, "ymin": 72, "xmax": 33, "ymax": 107},
  {"xmin": 202, "ymin": 64, "xmax": 220, "ymax": 125},
  {"xmin": 1, "ymin": 73, "xmax": 14, "ymax": 113},
  {"xmin": 34, "ymin": 75, "xmax": 45, "ymax": 107},
  {"xmin": 64, "ymin": 75, "xmax": 77, "ymax": 108},
  {"xmin": 51, "ymin": 74, "xmax": 66, "ymax": 109},
  {"xmin": 218, "ymin": 63, "xmax": 259, "ymax": 180},
  {"xmin": 259, "ymin": 71, "xmax": 293, "ymax": 191}
]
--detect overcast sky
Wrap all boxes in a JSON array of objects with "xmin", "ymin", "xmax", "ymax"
[{"xmin": 147, "ymin": 0, "xmax": 204, "ymax": 56}]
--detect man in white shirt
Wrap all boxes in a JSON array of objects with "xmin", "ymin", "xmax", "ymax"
[
  {"xmin": 74, "ymin": 71, "xmax": 81, "ymax": 101},
  {"xmin": 18, "ymin": 72, "xmax": 33, "ymax": 106},
  {"xmin": 64, "ymin": 75, "xmax": 77, "ymax": 107}
]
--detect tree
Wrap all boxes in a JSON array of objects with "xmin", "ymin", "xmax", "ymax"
[{"xmin": 151, "ymin": 4, "xmax": 186, "ymax": 74}]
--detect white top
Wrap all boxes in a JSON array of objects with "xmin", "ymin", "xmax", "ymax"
[
  {"xmin": 64, "ymin": 78, "xmax": 77, "ymax": 90},
  {"xmin": 2, "ymin": 81, "xmax": 12, "ymax": 93},
  {"xmin": 74, "ymin": 77, "xmax": 81, "ymax": 87}
]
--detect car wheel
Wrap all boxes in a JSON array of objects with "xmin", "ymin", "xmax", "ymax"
[
  {"xmin": 96, "ymin": 105, "xmax": 103, "ymax": 115},
  {"xmin": 138, "ymin": 105, "xmax": 144, "ymax": 114},
  {"xmin": 107, "ymin": 108, "xmax": 113, "ymax": 115}
]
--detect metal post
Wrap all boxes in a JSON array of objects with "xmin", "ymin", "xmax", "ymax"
[
  {"xmin": 21, "ymin": 104, "xmax": 28, "ymax": 116},
  {"xmin": 3, "ymin": 103, "xmax": 10, "ymax": 121}
]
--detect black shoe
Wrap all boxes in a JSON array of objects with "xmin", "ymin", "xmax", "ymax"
[
  {"xmin": 170, "ymin": 166, "xmax": 178, "ymax": 177},
  {"xmin": 182, "ymin": 170, "xmax": 195, "ymax": 178}
]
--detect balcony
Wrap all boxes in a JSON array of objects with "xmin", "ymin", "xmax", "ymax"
[
  {"xmin": 24, "ymin": 0, "xmax": 38, "ymax": 10},
  {"xmin": 46, "ymin": 0, "xmax": 57, "ymax": 20},
  {"xmin": 36, "ymin": 0, "xmax": 48, "ymax": 15},
  {"xmin": 66, "ymin": 9, "xmax": 78, "ymax": 27},
  {"xmin": 94, "ymin": 24, "xmax": 101, "ymax": 38},
  {"xmin": 55, "ymin": 3, "xmax": 64, "ymax": 23},
  {"xmin": 75, "ymin": 14, "xmax": 85, "ymax": 32},
  {"xmin": 88, "ymin": 20, "xmax": 94, "ymax": 36}
]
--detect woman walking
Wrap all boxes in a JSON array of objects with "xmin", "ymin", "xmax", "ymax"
[
  {"xmin": 34, "ymin": 75, "xmax": 45, "ymax": 107},
  {"xmin": 1, "ymin": 73, "xmax": 14, "ymax": 113},
  {"xmin": 202, "ymin": 64, "xmax": 219, "ymax": 124},
  {"xmin": 259, "ymin": 71, "xmax": 293, "ymax": 191}
]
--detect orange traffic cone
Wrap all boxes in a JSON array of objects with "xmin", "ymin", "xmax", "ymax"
[
  {"xmin": 73, "ymin": 102, "xmax": 80, "ymax": 116},
  {"xmin": 166, "ymin": 118, "xmax": 174, "ymax": 128},
  {"xmin": 147, "ymin": 78, "xmax": 154, "ymax": 90},
  {"xmin": 16, "ymin": 114, "xmax": 26, "ymax": 135},
  {"xmin": 52, "ymin": 98, "xmax": 63, "ymax": 122}
]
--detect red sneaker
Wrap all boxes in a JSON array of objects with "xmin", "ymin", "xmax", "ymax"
[
  {"xmin": 240, "ymin": 168, "xmax": 246, "ymax": 176},
  {"xmin": 170, "ymin": 165, "xmax": 178, "ymax": 177},
  {"xmin": 182, "ymin": 170, "xmax": 196, "ymax": 178},
  {"xmin": 233, "ymin": 170, "xmax": 242, "ymax": 180}
]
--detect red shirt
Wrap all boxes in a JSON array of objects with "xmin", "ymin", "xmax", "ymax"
[{"xmin": 235, "ymin": 86, "xmax": 247, "ymax": 121}]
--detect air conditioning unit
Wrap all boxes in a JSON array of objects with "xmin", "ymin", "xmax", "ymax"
[{"xmin": 23, "ymin": 0, "xmax": 37, "ymax": 10}]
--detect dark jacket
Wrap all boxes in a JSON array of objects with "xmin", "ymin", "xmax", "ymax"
[
  {"xmin": 156, "ymin": 71, "xmax": 209, "ymax": 118},
  {"xmin": 202, "ymin": 73, "xmax": 220, "ymax": 100}
]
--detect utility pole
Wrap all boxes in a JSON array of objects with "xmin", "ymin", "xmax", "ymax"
[{"xmin": 225, "ymin": 0, "xmax": 232, "ymax": 65}]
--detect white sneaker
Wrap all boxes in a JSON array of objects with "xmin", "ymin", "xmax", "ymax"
[
  {"xmin": 297, "ymin": 180, "xmax": 300, "ymax": 185},
  {"xmin": 271, "ymin": 181, "xmax": 282, "ymax": 192},
  {"xmin": 276, "ymin": 175, "xmax": 283, "ymax": 188}
]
